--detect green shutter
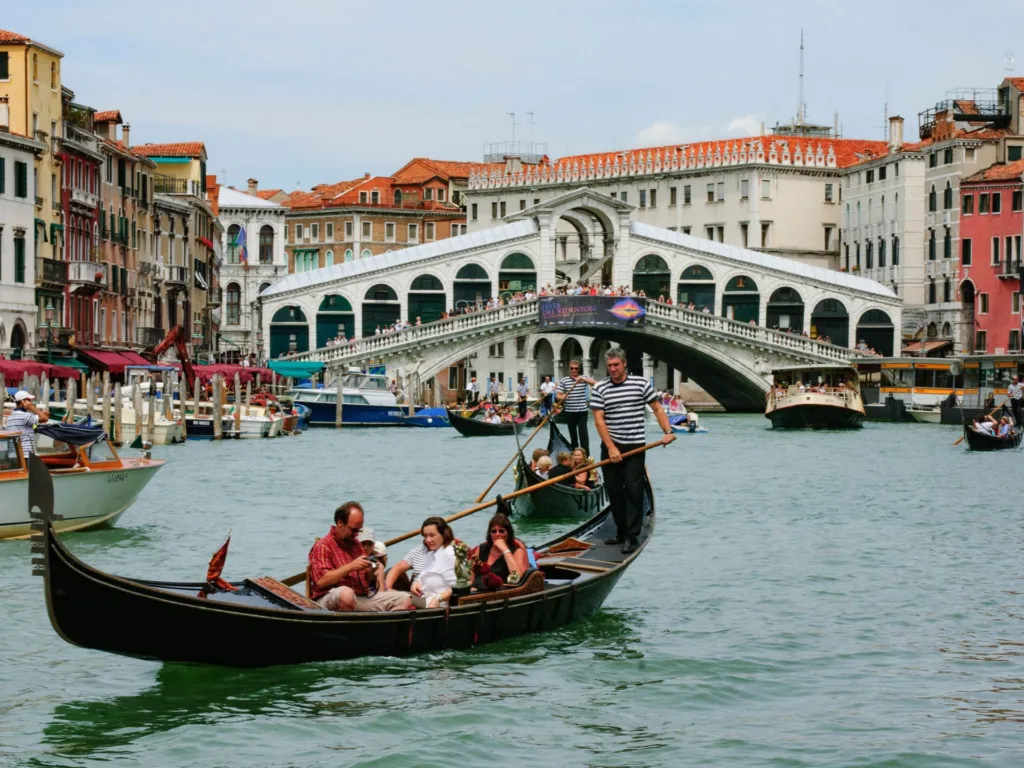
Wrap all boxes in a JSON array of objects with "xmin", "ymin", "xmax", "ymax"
[
  {"xmin": 14, "ymin": 161, "xmax": 28, "ymax": 198},
  {"xmin": 14, "ymin": 237, "xmax": 25, "ymax": 284},
  {"xmin": 0, "ymin": 157, "xmax": 5, "ymax": 194}
]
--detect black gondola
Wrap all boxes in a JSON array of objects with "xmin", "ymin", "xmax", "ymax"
[
  {"xmin": 510, "ymin": 420, "xmax": 607, "ymax": 519},
  {"xmin": 446, "ymin": 406, "xmax": 532, "ymax": 437},
  {"xmin": 962, "ymin": 423, "xmax": 1022, "ymax": 451},
  {"xmin": 30, "ymin": 453, "xmax": 654, "ymax": 668}
]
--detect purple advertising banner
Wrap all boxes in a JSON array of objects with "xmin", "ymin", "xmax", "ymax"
[{"xmin": 537, "ymin": 296, "xmax": 647, "ymax": 329}]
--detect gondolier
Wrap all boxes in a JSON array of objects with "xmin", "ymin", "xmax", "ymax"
[
  {"xmin": 555, "ymin": 360, "xmax": 596, "ymax": 452},
  {"xmin": 591, "ymin": 347, "xmax": 674, "ymax": 554},
  {"xmin": 1008, "ymin": 375, "xmax": 1023, "ymax": 427},
  {"xmin": 467, "ymin": 377, "xmax": 479, "ymax": 407},
  {"xmin": 516, "ymin": 379, "xmax": 529, "ymax": 419},
  {"xmin": 540, "ymin": 376, "xmax": 556, "ymax": 413},
  {"xmin": 5, "ymin": 390, "xmax": 49, "ymax": 456}
]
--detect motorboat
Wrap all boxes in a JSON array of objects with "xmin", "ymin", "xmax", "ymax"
[
  {"xmin": 287, "ymin": 369, "xmax": 420, "ymax": 426},
  {"xmin": 765, "ymin": 364, "xmax": 865, "ymax": 429}
]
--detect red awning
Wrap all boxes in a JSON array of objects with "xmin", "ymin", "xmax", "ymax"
[
  {"xmin": 0, "ymin": 359, "xmax": 80, "ymax": 381},
  {"xmin": 77, "ymin": 349, "xmax": 153, "ymax": 375}
]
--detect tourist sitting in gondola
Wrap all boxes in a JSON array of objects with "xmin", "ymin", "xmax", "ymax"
[
  {"xmin": 548, "ymin": 451, "xmax": 574, "ymax": 484},
  {"xmin": 308, "ymin": 502, "xmax": 413, "ymax": 612},
  {"xmin": 470, "ymin": 513, "xmax": 530, "ymax": 591},
  {"xmin": 997, "ymin": 416, "xmax": 1013, "ymax": 438},
  {"xmin": 570, "ymin": 447, "xmax": 594, "ymax": 490},
  {"xmin": 972, "ymin": 416, "xmax": 997, "ymax": 435},
  {"xmin": 534, "ymin": 455, "xmax": 553, "ymax": 479},
  {"xmin": 405, "ymin": 517, "xmax": 457, "ymax": 609},
  {"xmin": 530, "ymin": 447, "xmax": 549, "ymax": 472}
]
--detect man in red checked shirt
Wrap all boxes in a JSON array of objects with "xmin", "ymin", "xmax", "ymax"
[{"xmin": 308, "ymin": 501, "xmax": 413, "ymax": 611}]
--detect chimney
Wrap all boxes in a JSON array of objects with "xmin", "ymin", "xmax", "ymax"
[
  {"xmin": 122, "ymin": 123, "xmax": 130, "ymax": 148},
  {"xmin": 505, "ymin": 156, "xmax": 522, "ymax": 174},
  {"xmin": 888, "ymin": 115, "xmax": 904, "ymax": 152},
  {"xmin": 364, "ymin": 172, "xmax": 370, "ymax": 179},
  {"xmin": 247, "ymin": 178, "xmax": 258, "ymax": 196},
  {"xmin": 0, "ymin": 97, "xmax": 8, "ymax": 131}
]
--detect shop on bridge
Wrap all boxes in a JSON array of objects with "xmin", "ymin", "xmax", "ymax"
[
  {"xmin": 317, "ymin": 295, "xmax": 355, "ymax": 347},
  {"xmin": 270, "ymin": 306, "xmax": 309, "ymax": 359},
  {"xmin": 408, "ymin": 275, "xmax": 446, "ymax": 324},
  {"xmin": 676, "ymin": 265, "xmax": 715, "ymax": 312},
  {"xmin": 722, "ymin": 275, "xmax": 759, "ymax": 323},
  {"xmin": 363, "ymin": 284, "xmax": 401, "ymax": 336}
]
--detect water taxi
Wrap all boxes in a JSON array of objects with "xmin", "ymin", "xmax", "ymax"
[
  {"xmin": 765, "ymin": 364, "xmax": 864, "ymax": 429},
  {"xmin": 287, "ymin": 369, "xmax": 416, "ymax": 426}
]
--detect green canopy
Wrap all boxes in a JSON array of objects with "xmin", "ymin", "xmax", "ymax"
[
  {"xmin": 269, "ymin": 360, "xmax": 325, "ymax": 379},
  {"xmin": 63, "ymin": 358, "xmax": 92, "ymax": 371}
]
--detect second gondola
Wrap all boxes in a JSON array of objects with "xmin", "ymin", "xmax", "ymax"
[
  {"xmin": 510, "ymin": 420, "xmax": 607, "ymax": 519},
  {"xmin": 446, "ymin": 406, "xmax": 531, "ymax": 437}
]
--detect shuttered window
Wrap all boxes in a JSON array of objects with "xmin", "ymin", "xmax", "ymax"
[
  {"xmin": 0, "ymin": 53, "xmax": 9, "ymax": 80},
  {"xmin": 14, "ymin": 161, "xmax": 28, "ymax": 198},
  {"xmin": 0, "ymin": 157, "xmax": 4, "ymax": 194},
  {"xmin": 14, "ymin": 236, "xmax": 25, "ymax": 283}
]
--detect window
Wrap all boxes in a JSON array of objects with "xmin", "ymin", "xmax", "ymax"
[
  {"xmin": 1014, "ymin": 191, "xmax": 1023, "ymax": 211},
  {"xmin": 682, "ymin": 226, "xmax": 691, "ymax": 235},
  {"xmin": 499, "ymin": 201, "xmax": 506, "ymax": 217},
  {"xmin": 326, "ymin": 222, "xmax": 334, "ymax": 240},
  {"xmin": 740, "ymin": 223, "xmax": 748, "ymax": 247},
  {"xmin": 32, "ymin": 53, "xmax": 38, "ymax": 81},
  {"xmin": 683, "ymin": 185, "xmax": 691, "ymax": 204},
  {"xmin": 980, "ymin": 193, "xmax": 990, "ymax": 214},
  {"xmin": 670, "ymin": 186, "xmax": 677, "ymax": 205},
  {"xmin": 963, "ymin": 194, "xmax": 974, "ymax": 215},
  {"xmin": 311, "ymin": 223, "xmax": 319, "ymax": 241},
  {"xmin": 519, "ymin": 199, "xmax": 526, "ymax": 210},
  {"xmin": 14, "ymin": 161, "xmax": 27, "ymax": 198},
  {"xmin": 639, "ymin": 189, "xmax": 647, "ymax": 208},
  {"xmin": 259, "ymin": 225, "xmax": 273, "ymax": 264},
  {"xmin": 362, "ymin": 221, "xmax": 372, "ymax": 239},
  {"xmin": 879, "ymin": 166, "xmax": 887, "ymax": 181},
  {"xmin": 930, "ymin": 152, "xmax": 937, "ymax": 168},
  {"xmin": 1011, "ymin": 329, "xmax": 1021, "ymax": 351},
  {"xmin": 424, "ymin": 188, "xmax": 434, "ymax": 201},
  {"xmin": 0, "ymin": 52, "xmax": 8, "ymax": 80},
  {"xmin": 408, "ymin": 223, "xmax": 418, "ymax": 242},
  {"xmin": 706, "ymin": 183, "xmax": 715, "ymax": 203},
  {"xmin": 1014, "ymin": 292, "xmax": 1021, "ymax": 314},
  {"xmin": 425, "ymin": 222, "xmax": 435, "ymax": 240},
  {"xmin": 534, "ymin": 199, "xmax": 540, "ymax": 206},
  {"xmin": 325, "ymin": 250, "xmax": 334, "ymax": 266},
  {"xmin": 943, "ymin": 148, "xmax": 954, "ymax": 164},
  {"xmin": 437, "ymin": 188, "xmax": 446, "ymax": 202},
  {"xmin": 892, "ymin": 236, "xmax": 900, "ymax": 265},
  {"xmin": 928, "ymin": 229, "xmax": 935, "ymax": 260},
  {"xmin": 470, "ymin": 203, "xmax": 478, "ymax": 220},
  {"xmin": 962, "ymin": 238, "xmax": 972, "ymax": 266},
  {"xmin": 345, "ymin": 221, "xmax": 353, "ymax": 239},
  {"xmin": 620, "ymin": 191, "xmax": 627, "ymax": 203},
  {"xmin": 491, "ymin": 202, "xmax": 498, "ymax": 218},
  {"xmin": 370, "ymin": 190, "xmax": 379, "ymax": 204},
  {"xmin": 1010, "ymin": 146, "xmax": 1023, "ymax": 162},
  {"xmin": 761, "ymin": 222, "xmax": 770, "ymax": 247},
  {"xmin": 295, "ymin": 223, "xmax": 304, "ymax": 241},
  {"xmin": 761, "ymin": 179, "xmax": 771, "ymax": 199},
  {"xmin": 717, "ymin": 182, "xmax": 724, "ymax": 201},
  {"xmin": 649, "ymin": 189, "xmax": 657, "ymax": 207},
  {"xmin": 866, "ymin": 169, "xmax": 874, "ymax": 183},
  {"xmin": 943, "ymin": 182, "xmax": 952, "ymax": 209},
  {"xmin": 359, "ymin": 191, "xmax": 368, "ymax": 203},
  {"xmin": 384, "ymin": 222, "xmax": 395, "ymax": 241},
  {"xmin": 226, "ymin": 283, "xmax": 241, "ymax": 325},
  {"xmin": 976, "ymin": 330, "xmax": 987, "ymax": 351},
  {"xmin": 979, "ymin": 293, "xmax": 989, "ymax": 313},
  {"xmin": 705, "ymin": 226, "xmax": 714, "ymax": 240},
  {"xmin": 966, "ymin": 148, "xmax": 975, "ymax": 162},
  {"xmin": 943, "ymin": 278, "xmax": 951, "ymax": 302},
  {"xmin": 928, "ymin": 279, "xmax": 936, "ymax": 304},
  {"xmin": 740, "ymin": 179, "xmax": 750, "ymax": 199},
  {"xmin": 943, "ymin": 227, "xmax": 951, "ymax": 259},
  {"xmin": 992, "ymin": 237, "xmax": 1001, "ymax": 265},
  {"xmin": 879, "ymin": 238, "xmax": 886, "ymax": 267},
  {"xmin": 824, "ymin": 183, "xmax": 833, "ymax": 202},
  {"xmin": 824, "ymin": 226, "xmax": 834, "ymax": 250},
  {"xmin": 0, "ymin": 157, "xmax": 4, "ymax": 193},
  {"xmin": 993, "ymin": 192, "xmax": 1002, "ymax": 214},
  {"xmin": 14, "ymin": 234, "xmax": 25, "ymax": 283},
  {"xmin": 928, "ymin": 185, "xmax": 936, "ymax": 212},
  {"xmin": 866, "ymin": 241, "xmax": 873, "ymax": 269}
]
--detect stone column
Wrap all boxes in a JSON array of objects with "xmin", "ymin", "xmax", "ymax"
[{"xmin": 642, "ymin": 353, "xmax": 655, "ymax": 384}]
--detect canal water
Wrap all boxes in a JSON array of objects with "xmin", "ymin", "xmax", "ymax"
[{"xmin": 1, "ymin": 417, "xmax": 1022, "ymax": 767}]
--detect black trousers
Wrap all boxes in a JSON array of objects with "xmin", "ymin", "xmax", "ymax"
[
  {"xmin": 601, "ymin": 441, "xmax": 646, "ymax": 541},
  {"xmin": 564, "ymin": 410, "xmax": 590, "ymax": 453},
  {"xmin": 1012, "ymin": 398, "xmax": 1023, "ymax": 427},
  {"xmin": 518, "ymin": 398, "xmax": 528, "ymax": 418}
]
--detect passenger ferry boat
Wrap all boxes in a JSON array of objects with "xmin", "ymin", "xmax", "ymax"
[
  {"xmin": 853, "ymin": 357, "xmax": 967, "ymax": 422},
  {"xmin": 765, "ymin": 364, "xmax": 865, "ymax": 429},
  {"xmin": 287, "ymin": 369, "xmax": 419, "ymax": 426}
]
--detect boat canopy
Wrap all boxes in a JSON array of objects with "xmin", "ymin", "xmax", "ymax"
[
  {"xmin": 269, "ymin": 361, "xmax": 325, "ymax": 379},
  {"xmin": 36, "ymin": 422, "xmax": 108, "ymax": 447}
]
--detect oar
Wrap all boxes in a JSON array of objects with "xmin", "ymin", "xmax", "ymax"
[
  {"xmin": 280, "ymin": 437, "xmax": 669, "ymax": 588},
  {"xmin": 954, "ymin": 398, "xmax": 1009, "ymax": 446},
  {"xmin": 473, "ymin": 379, "xmax": 581, "ymax": 503}
]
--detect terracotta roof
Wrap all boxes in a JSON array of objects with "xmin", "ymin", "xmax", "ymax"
[
  {"xmin": 256, "ymin": 189, "xmax": 282, "ymax": 200},
  {"xmin": 393, "ymin": 158, "xmax": 493, "ymax": 183},
  {"xmin": 133, "ymin": 142, "xmax": 206, "ymax": 159},
  {"xmin": 0, "ymin": 29, "xmax": 30, "ymax": 43},
  {"xmin": 845, "ymin": 124, "xmax": 1012, "ymax": 167},
  {"xmin": 962, "ymin": 158, "xmax": 1024, "ymax": 183},
  {"xmin": 99, "ymin": 138, "xmax": 156, "ymax": 164},
  {"xmin": 93, "ymin": 110, "xmax": 122, "ymax": 124},
  {"xmin": 1005, "ymin": 77, "xmax": 1024, "ymax": 91}
]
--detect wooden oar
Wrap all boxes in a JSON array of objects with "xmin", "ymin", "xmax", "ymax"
[
  {"xmin": 953, "ymin": 398, "xmax": 1009, "ymax": 446},
  {"xmin": 473, "ymin": 379, "xmax": 581, "ymax": 503},
  {"xmin": 280, "ymin": 437, "xmax": 669, "ymax": 588}
]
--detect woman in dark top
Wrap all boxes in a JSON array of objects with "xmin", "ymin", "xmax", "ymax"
[{"xmin": 471, "ymin": 512, "xmax": 530, "ymax": 589}]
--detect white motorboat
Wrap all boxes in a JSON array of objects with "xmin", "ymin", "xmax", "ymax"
[
  {"xmin": 908, "ymin": 406, "xmax": 942, "ymax": 424},
  {"xmin": 0, "ymin": 425, "xmax": 164, "ymax": 540}
]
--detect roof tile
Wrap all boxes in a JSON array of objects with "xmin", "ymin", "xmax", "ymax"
[
  {"xmin": 132, "ymin": 142, "xmax": 206, "ymax": 159},
  {"xmin": 0, "ymin": 29, "xmax": 30, "ymax": 43},
  {"xmin": 962, "ymin": 158, "xmax": 1024, "ymax": 183},
  {"xmin": 93, "ymin": 110, "xmax": 122, "ymax": 124}
]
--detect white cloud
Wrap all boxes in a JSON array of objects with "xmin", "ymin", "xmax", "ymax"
[
  {"xmin": 631, "ymin": 120, "xmax": 714, "ymax": 147},
  {"xmin": 726, "ymin": 115, "xmax": 762, "ymax": 136}
]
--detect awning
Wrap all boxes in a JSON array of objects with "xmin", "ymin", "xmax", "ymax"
[
  {"xmin": 34, "ymin": 218, "xmax": 48, "ymax": 242},
  {"xmin": 76, "ymin": 349, "xmax": 153, "ymax": 375},
  {"xmin": 902, "ymin": 339, "xmax": 953, "ymax": 356},
  {"xmin": 58, "ymin": 358, "xmax": 91, "ymax": 372},
  {"xmin": 269, "ymin": 360, "xmax": 325, "ymax": 379},
  {"xmin": 0, "ymin": 359, "xmax": 80, "ymax": 381}
]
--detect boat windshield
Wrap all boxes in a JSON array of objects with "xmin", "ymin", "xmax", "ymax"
[
  {"xmin": 0, "ymin": 436, "xmax": 21, "ymax": 471},
  {"xmin": 342, "ymin": 373, "xmax": 389, "ymax": 391},
  {"xmin": 85, "ymin": 439, "xmax": 119, "ymax": 464}
]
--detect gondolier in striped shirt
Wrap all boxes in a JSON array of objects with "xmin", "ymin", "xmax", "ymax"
[
  {"xmin": 555, "ymin": 360, "xmax": 596, "ymax": 453},
  {"xmin": 591, "ymin": 347, "xmax": 674, "ymax": 554},
  {"xmin": 1008, "ymin": 375, "xmax": 1023, "ymax": 427}
]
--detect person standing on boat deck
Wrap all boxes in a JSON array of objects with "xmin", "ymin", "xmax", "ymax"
[
  {"xmin": 6, "ymin": 391, "xmax": 49, "ymax": 457},
  {"xmin": 591, "ymin": 347, "xmax": 674, "ymax": 555},
  {"xmin": 555, "ymin": 360, "xmax": 596, "ymax": 453},
  {"xmin": 488, "ymin": 376, "xmax": 501, "ymax": 405},
  {"xmin": 308, "ymin": 502, "xmax": 413, "ymax": 612},
  {"xmin": 467, "ymin": 377, "xmax": 479, "ymax": 407},
  {"xmin": 540, "ymin": 376, "xmax": 556, "ymax": 413},
  {"xmin": 1007, "ymin": 375, "xmax": 1023, "ymax": 426},
  {"xmin": 516, "ymin": 379, "xmax": 529, "ymax": 419}
]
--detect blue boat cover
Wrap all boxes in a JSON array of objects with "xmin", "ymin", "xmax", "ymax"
[
  {"xmin": 269, "ymin": 361, "xmax": 326, "ymax": 379},
  {"xmin": 36, "ymin": 421, "xmax": 107, "ymax": 446}
]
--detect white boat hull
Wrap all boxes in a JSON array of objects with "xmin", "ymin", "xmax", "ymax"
[
  {"xmin": 908, "ymin": 408, "xmax": 942, "ymax": 424},
  {"xmin": 0, "ymin": 461, "xmax": 163, "ymax": 540},
  {"xmin": 117, "ymin": 417, "xmax": 185, "ymax": 445}
]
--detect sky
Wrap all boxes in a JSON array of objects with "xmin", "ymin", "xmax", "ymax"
[{"xmin": 10, "ymin": 0, "xmax": 1024, "ymax": 192}]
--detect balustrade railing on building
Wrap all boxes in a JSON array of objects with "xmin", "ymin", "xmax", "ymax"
[{"xmin": 35, "ymin": 257, "xmax": 68, "ymax": 286}]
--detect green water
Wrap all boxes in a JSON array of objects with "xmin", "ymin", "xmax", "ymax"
[{"xmin": 1, "ymin": 417, "xmax": 1022, "ymax": 767}]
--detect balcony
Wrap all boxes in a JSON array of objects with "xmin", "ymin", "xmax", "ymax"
[
  {"xmin": 35, "ymin": 257, "xmax": 68, "ymax": 286},
  {"xmin": 136, "ymin": 326, "xmax": 166, "ymax": 347},
  {"xmin": 154, "ymin": 177, "xmax": 203, "ymax": 197},
  {"xmin": 68, "ymin": 260, "xmax": 108, "ymax": 292},
  {"xmin": 208, "ymin": 287, "xmax": 223, "ymax": 308},
  {"xmin": 35, "ymin": 196, "xmax": 44, "ymax": 209},
  {"xmin": 997, "ymin": 260, "xmax": 1021, "ymax": 280},
  {"xmin": 70, "ymin": 187, "xmax": 99, "ymax": 212},
  {"xmin": 165, "ymin": 264, "xmax": 188, "ymax": 286}
]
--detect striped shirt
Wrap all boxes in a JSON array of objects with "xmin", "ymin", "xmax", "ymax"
[
  {"xmin": 590, "ymin": 375, "xmax": 656, "ymax": 444},
  {"xmin": 1009, "ymin": 382, "xmax": 1023, "ymax": 400},
  {"xmin": 402, "ymin": 543, "xmax": 430, "ymax": 578},
  {"xmin": 557, "ymin": 376, "xmax": 590, "ymax": 412},
  {"xmin": 5, "ymin": 409, "xmax": 39, "ymax": 456}
]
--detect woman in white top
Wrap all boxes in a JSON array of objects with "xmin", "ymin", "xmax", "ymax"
[{"xmin": 388, "ymin": 516, "xmax": 457, "ymax": 608}]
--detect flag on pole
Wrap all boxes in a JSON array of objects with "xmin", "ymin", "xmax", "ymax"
[{"xmin": 234, "ymin": 226, "xmax": 248, "ymax": 271}]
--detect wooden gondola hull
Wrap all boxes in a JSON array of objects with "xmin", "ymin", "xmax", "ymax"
[
  {"xmin": 510, "ymin": 459, "xmax": 607, "ymax": 519},
  {"xmin": 962, "ymin": 425, "xmax": 1022, "ymax": 451},
  {"xmin": 445, "ymin": 408, "xmax": 528, "ymax": 437}
]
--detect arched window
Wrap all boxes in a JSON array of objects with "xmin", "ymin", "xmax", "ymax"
[
  {"xmin": 361, "ymin": 249, "xmax": 372, "ymax": 259},
  {"xmin": 325, "ymin": 250, "xmax": 334, "ymax": 267},
  {"xmin": 226, "ymin": 282, "xmax": 241, "ymax": 325},
  {"xmin": 856, "ymin": 201, "xmax": 861, "ymax": 226},
  {"xmin": 411, "ymin": 274, "xmax": 444, "ymax": 291},
  {"xmin": 345, "ymin": 249, "xmax": 353, "ymax": 261},
  {"xmin": 867, "ymin": 198, "xmax": 872, "ymax": 224},
  {"xmin": 258, "ymin": 282, "xmax": 272, "ymax": 294},
  {"xmin": 500, "ymin": 253, "xmax": 535, "ymax": 270},
  {"xmin": 943, "ymin": 181, "xmax": 953, "ymax": 209},
  {"xmin": 892, "ymin": 236, "xmax": 900, "ymax": 266},
  {"xmin": 456, "ymin": 263, "xmax": 489, "ymax": 280},
  {"xmin": 880, "ymin": 195, "xmax": 885, "ymax": 221},
  {"xmin": 393, "ymin": 189, "xmax": 402, "ymax": 205},
  {"xmin": 259, "ymin": 224, "xmax": 274, "ymax": 264},
  {"xmin": 929, "ymin": 184, "xmax": 937, "ymax": 212},
  {"xmin": 365, "ymin": 284, "xmax": 398, "ymax": 301}
]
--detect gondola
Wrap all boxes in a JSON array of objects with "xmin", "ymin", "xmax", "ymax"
[
  {"xmin": 31, "ymin": 454, "xmax": 655, "ymax": 668},
  {"xmin": 510, "ymin": 421, "xmax": 607, "ymax": 519},
  {"xmin": 445, "ymin": 406, "xmax": 531, "ymax": 437},
  {"xmin": 962, "ymin": 423, "xmax": 1022, "ymax": 451}
]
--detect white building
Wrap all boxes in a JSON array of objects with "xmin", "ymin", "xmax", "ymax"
[
  {"xmin": 0, "ymin": 129, "xmax": 45, "ymax": 356},
  {"xmin": 217, "ymin": 180, "xmax": 287, "ymax": 359}
]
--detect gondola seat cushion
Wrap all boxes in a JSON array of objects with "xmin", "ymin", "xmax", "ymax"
[{"xmin": 457, "ymin": 569, "xmax": 545, "ymax": 605}]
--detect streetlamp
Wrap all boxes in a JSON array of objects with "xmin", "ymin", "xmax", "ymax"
[{"xmin": 42, "ymin": 299, "xmax": 55, "ymax": 363}]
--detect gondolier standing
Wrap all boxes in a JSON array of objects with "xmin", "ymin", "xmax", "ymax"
[
  {"xmin": 516, "ymin": 378, "xmax": 529, "ymax": 419},
  {"xmin": 555, "ymin": 360, "xmax": 596, "ymax": 452},
  {"xmin": 591, "ymin": 347, "xmax": 674, "ymax": 554},
  {"xmin": 1008, "ymin": 374, "xmax": 1023, "ymax": 427},
  {"xmin": 467, "ymin": 377, "xmax": 479, "ymax": 407}
]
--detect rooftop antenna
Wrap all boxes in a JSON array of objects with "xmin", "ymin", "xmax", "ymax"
[
  {"xmin": 798, "ymin": 29, "xmax": 805, "ymax": 125},
  {"xmin": 526, "ymin": 112, "xmax": 536, "ymax": 145},
  {"xmin": 507, "ymin": 112, "xmax": 517, "ymax": 145},
  {"xmin": 883, "ymin": 78, "xmax": 889, "ymax": 140},
  {"xmin": 1005, "ymin": 52, "xmax": 1016, "ymax": 73}
]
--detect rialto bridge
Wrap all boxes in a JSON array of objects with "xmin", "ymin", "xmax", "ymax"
[{"xmin": 259, "ymin": 188, "xmax": 901, "ymax": 410}]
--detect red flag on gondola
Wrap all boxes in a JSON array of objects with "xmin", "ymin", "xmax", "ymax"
[{"xmin": 203, "ymin": 534, "xmax": 238, "ymax": 594}]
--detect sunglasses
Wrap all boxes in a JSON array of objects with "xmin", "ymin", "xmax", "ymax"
[{"xmin": 570, "ymin": 367, "xmax": 580, "ymax": 371}]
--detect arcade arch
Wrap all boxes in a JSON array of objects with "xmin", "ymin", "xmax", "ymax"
[
  {"xmin": 677, "ymin": 264, "xmax": 714, "ymax": 311},
  {"xmin": 855, "ymin": 309, "xmax": 895, "ymax": 356},
  {"xmin": 408, "ymin": 274, "xmax": 446, "ymax": 324},
  {"xmin": 270, "ymin": 305, "xmax": 308, "ymax": 358},
  {"xmin": 362, "ymin": 284, "xmax": 400, "ymax": 337},
  {"xmin": 810, "ymin": 298, "xmax": 849, "ymax": 347},
  {"xmin": 722, "ymin": 275, "xmax": 759, "ymax": 323},
  {"xmin": 766, "ymin": 286, "xmax": 804, "ymax": 332},
  {"xmin": 317, "ymin": 294, "xmax": 354, "ymax": 347},
  {"xmin": 453, "ymin": 263, "xmax": 490, "ymax": 308}
]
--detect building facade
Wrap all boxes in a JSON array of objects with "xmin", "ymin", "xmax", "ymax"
[
  {"xmin": 0, "ymin": 129, "xmax": 45, "ymax": 356},
  {"xmin": 958, "ymin": 159, "xmax": 1023, "ymax": 355},
  {"xmin": 217, "ymin": 182, "xmax": 287, "ymax": 359}
]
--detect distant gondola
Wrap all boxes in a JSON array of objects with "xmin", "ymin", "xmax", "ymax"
[
  {"xmin": 31, "ymin": 454, "xmax": 655, "ymax": 668},
  {"xmin": 962, "ymin": 423, "xmax": 1022, "ymax": 451},
  {"xmin": 510, "ymin": 420, "xmax": 607, "ymax": 519},
  {"xmin": 445, "ymin": 406, "xmax": 532, "ymax": 437}
]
